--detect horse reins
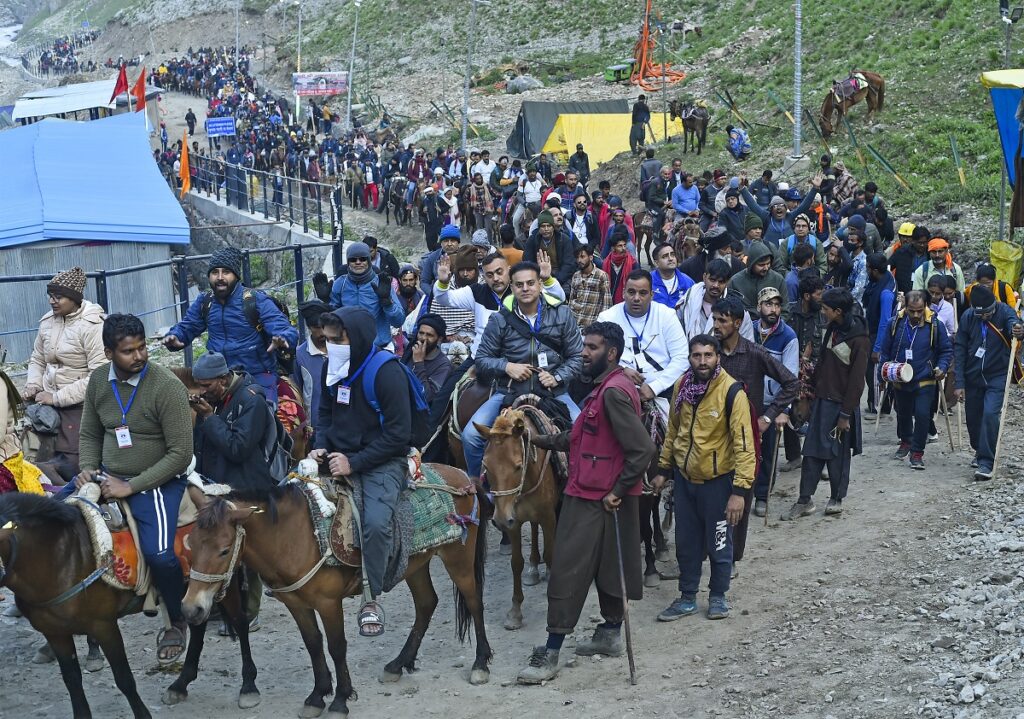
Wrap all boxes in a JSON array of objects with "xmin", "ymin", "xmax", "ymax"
[
  {"xmin": 0, "ymin": 527, "xmax": 112, "ymax": 607},
  {"xmin": 488, "ymin": 427, "xmax": 553, "ymax": 502}
]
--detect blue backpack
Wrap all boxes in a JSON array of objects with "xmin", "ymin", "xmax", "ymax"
[{"xmin": 361, "ymin": 350, "xmax": 433, "ymax": 450}]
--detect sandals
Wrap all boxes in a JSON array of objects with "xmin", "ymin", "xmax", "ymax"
[
  {"xmin": 156, "ymin": 623, "xmax": 187, "ymax": 665},
  {"xmin": 358, "ymin": 601, "xmax": 385, "ymax": 638}
]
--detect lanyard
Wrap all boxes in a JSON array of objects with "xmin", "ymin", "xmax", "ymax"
[
  {"xmin": 490, "ymin": 288, "xmax": 506, "ymax": 308},
  {"xmin": 111, "ymin": 365, "xmax": 148, "ymax": 425},
  {"xmin": 981, "ymin": 323, "xmax": 988, "ymax": 344},
  {"xmin": 901, "ymin": 319, "xmax": 921, "ymax": 355},
  {"xmin": 340, "ymin": 349, "xmax": 376, "ymax": 389},
  {"xmin": 624, "ymin": 306, "xmax": 652, "ymax": 344},
  {"xmin": 517, "ymin": 301, "xmax": 543, "ymax": 333}
]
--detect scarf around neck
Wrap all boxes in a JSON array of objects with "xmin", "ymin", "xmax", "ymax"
[{"xmin": 675, "ymin": 365, "xmax": 722, "ymax": 412}]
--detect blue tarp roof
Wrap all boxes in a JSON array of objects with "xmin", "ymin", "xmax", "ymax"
[{"xmin": 0, "ymin": 112, "xmax": 189, "ymax": 248}]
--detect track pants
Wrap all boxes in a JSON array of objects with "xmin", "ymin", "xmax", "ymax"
[
  {"xmin": 674, "ymin": 471, "xmax": 733, "ymax": 597},
  {"xmin": 127, "ymin": 475, "xmax": 187, "ymax": 624}
]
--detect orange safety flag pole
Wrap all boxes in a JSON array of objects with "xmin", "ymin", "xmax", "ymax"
[{"xmin": 179, "ymin": 131, "xmax": 191, "ymax": 199}]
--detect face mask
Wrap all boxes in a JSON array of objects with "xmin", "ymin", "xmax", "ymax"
[{"xmin": 326, "ymin": 343, "xmax": 351, "ymax": 386}]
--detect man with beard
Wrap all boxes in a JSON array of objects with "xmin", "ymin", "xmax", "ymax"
[
  {"xmin": 433, "ymin": 250, "xmax": 564, "ymax": 356},
  {"xmin": 651, "ymin": 242, "xmax": 695, "ymax": 309},
  {"xmin": 462, "ymin": 262, "xmax": 583, "ymax": 485},
  {"xmin": 711, "ymin": 295, "xmax": 797, "ymax": 559},
  {"xmin": 404, "ymin": 246, "xmax": 478, "ymax": 350},
  {"xmin": 749, "ymin": 289, "xmax": 800, "ymax": 517},
  {"xmin": 728, "ymin": 241, "xmax": 789, "ymax": 320},
  {"xmin": 598, "ymin": 270, "xmax": 689, "ymax": 413},
  {"xmin": 774, "ymin": 213, "xmax": 827, "ymax": 275},
  {"xmin": 891, "ymin": 226, "xmax": 932, "ymax": 293},
  {"xmin": 293, "ymin": 300, "xmax": 334, "ymax": 427},
  {"xmin": 652, "ymin": 333, "xmax": 756, "ymax": 622},
  {"xmin": 190, "ymin": 351, "xmax": 277, "ymax": 633},
  {"xmin": 679, "ymin": 227, "xmax": 744, "ymax": 283},
  {"xmin": 911, "ymin": 237, "xmax": 966, "ymax": 292},
  {"xmin": 784, "ymin": 275, "xmax": 826, "ymax": 471},
  {"xmin": 739, "ymin": 189, "xmax": 816, "ymax": 248},
  {"xmin": 515, "ymin": 322, "xmax": 654, "ymax": 684},
  {"xmin": 401, "ymin": 313, "xmax": 452, "ymax": 402},
  {"xmin": 310, "ymin": 307, "xmax": 413, "ymax": 637},
  {"xmin": 864, "ymin": 253, "xmax": 898, "ymax": 418},
  {"xmin": 164, "ymin": 247, "xmax": 297, "ymax": 403},
  {"xmin": 79, "ymin": 314, "xmax": 194, "ymax": 663},
  {"xmin": 879, "ymin": 292, "xmax": 953, "ymax": 470},
  {"xmin": 566, "ymin": 193, "xmax": 599, "ymax": 253},
  {"xmin": 567, "ymin": 144, "xmax": 591, "ymax": 188},
  {"xmin": 396, "ymin": 264, "xmax": 423, "ymax": 317},
  {"xmin": 524, "ymin": 210, "xmax": 577, "ymax": 287},
  {"xmin": 678, "ymin": 259, "xmax": 754, "ymax": 342},
  {"xmin": 328, "ymin": 242, "xmax": 406, "ymax": 349},
  {"xmin": 569, "ymin": 245, "xmax": 611, "ymax": 330},
  {"xmin": 420, "ymin": 223, "xmax": 462, "ymax": 294},
  {"xmin": 782, "ymin": 288, "xmax": 869, "ymax": 519}
]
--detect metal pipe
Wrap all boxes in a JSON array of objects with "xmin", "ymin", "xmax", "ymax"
[
  {"xmin": 792, "ymin": 0, "xmax": 802, "ymax": 158},
  {"xmin": 1000, "ymin": 19, "xmax": 1012, "ymax": 244},
  {"xmin": 235, "ymin": 0, "xmax": 240, "ymax": 69},
  {"xmin": 346, "ymin": 0, "xmax": 361, "ymax": 131},
  {"xmin": 461, "ymin": 0, "xmax": 478, "ymax": 150}
]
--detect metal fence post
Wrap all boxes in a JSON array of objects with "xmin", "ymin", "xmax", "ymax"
[
  {"xmin": 262, "ymin": 170, "xmax": 269, "ymax": 219},
  {"xmin": 315, "ymin": 186, "xmax": 323, "ymax": 238},
  {"xmin": 294, "ymin": 245, "xmax": 306, "ymax": 344},
  {"xmin": 332, "ymin": 238, "xmax": 344, "ymax": 277},
  {"xmin": 175, "ymin": 256, "xmax": 195, "ymax": 369},
  {"xmin": 287, "ymin": 176, "xmax": 295, "ymax": 225},
  {"xmin": 336, "ymin": 195, "xmax": 344, "ymax": 245},
  {"xmin": 242, "ymin": 250, "xmax": 252, "ymax": 287},
  {"xmin": 95, "ymin": 270, "xmax": 110, "ymax": 313},
  {"xmin": 301, "ymin": 186, "xmax": 309, "ymax": 234}
]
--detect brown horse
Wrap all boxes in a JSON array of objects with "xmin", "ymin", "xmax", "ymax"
[
  {"xmin": 819, "ymin": 70, "xmax": 885, "ymax": 137},
  {"xmin": 171, "ymin": 367, "xmax": 309, "ymax": 463},
  {"xmin": 669, "ymin": 100, "xmax": 711, "ymax": 154},
  {"xmin": 474, "ymin": 407, "xmax": 560, "ymax": 631},
  {"xmin": 0, "ymin": 492, "xmax": 258, "ymax": 719},
  {"xmin": 182, "ymin": 468, "xmax": 491, "ymax": 719}
]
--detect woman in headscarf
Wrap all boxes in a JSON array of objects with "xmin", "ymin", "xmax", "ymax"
[{"xmin": 22, "ymin": 267, "xmax": 106, "ymax": 484}]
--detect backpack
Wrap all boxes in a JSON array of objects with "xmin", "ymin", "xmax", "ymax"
[
  {"xmin": 258, "ymin": 394, "xmax": 294, "ymax": 481},
  {"xmin": 361, "ymin": 349, "xmax": 433, "ymax": 450},
  {"xmin": 786, "ymin": 235, "xmax": 818, "ymax": 255},
  {"xmin": 200, "ymin": 288, "xmax": 296, "ymax": 374}
]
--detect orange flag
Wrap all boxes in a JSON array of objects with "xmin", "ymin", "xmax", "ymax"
[
  {"xmin": 179, "ymin": 132, "xmax": 191, "ymax": 199},
  {"xmin": 108, "ymin": 65, "xmax": 128, "ymax": 105},
  {"xmin": 130, "ymin": 67, "xmax": 147, "ymax": 111}
]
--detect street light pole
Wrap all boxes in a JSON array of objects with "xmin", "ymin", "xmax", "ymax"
[
  {"xmin": 294, "ymin": 0, "xmax": 302, "ymax": 122},
  {"xmin": 791, "ymin": 0, "xmax": 802, "ymax": 159},
  {"xmin": 346, "ymin": 0, "xmax": 362, "ymax": 132},
  {"xmin": 235, "ymin": 0, "xmax": 240, "ymax": 68},
  {"xmin": 461, "ymin": 0, "xmax": 484, "ymax": 151}
]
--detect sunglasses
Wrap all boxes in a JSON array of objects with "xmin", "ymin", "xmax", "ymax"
[{"xmin": 349, "ymin": 257, "xmax": 368, "ymax": 264}]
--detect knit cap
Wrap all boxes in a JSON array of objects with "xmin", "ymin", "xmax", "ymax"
[
  {"xmin": 208, "ymin": 246, "xmax": 243, "ymax": 277},
  {"xmin": 439, "ymin": 224, "xmax": 461, "ymax": 241},
  {"xmin": 537, "ymin": 210, "xmax": 555, "ymax": 227},
  {"xmin": 744, "ymin": 213, "xmax": 764, "ymax": 232},
  {"xmin": 47, "ymin": 267, "xmax": 87, "ymax": 303}
]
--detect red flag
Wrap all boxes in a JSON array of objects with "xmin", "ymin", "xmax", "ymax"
[
  {"xmin": 130, "ymin": 67, "xmax": 147, "ymax": 111},
  {"xmin": 109, "ymin": 65, "xmax": 128, "ymax": 105}
]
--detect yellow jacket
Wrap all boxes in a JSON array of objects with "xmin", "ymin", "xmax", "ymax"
[{"xmin": 658, "ymin": 368, "xmax": 757, "ymax": 489}]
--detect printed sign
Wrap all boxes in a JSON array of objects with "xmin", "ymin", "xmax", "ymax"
[
  {"xmin": 292, "ymin": 72, "xmax": 349, "ymax": 97},
  {"xmin": 205, "ymin": 116, "xmax": 236, "ymax": 137}
]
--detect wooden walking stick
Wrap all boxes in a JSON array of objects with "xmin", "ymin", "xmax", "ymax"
[
  {"xmin": 938, "ymin": 378, "xmax": 955, "ymax": 452},
  {"xmin": 763, "ymin": 425, "xmax": 782, "ymax": 527},
  {"xmin": 874, "ymin": 380, "xmax": 887, "ymax": 436},
  {"xmin": 612, "ymin": 509, "xmax": 637, "ymax": 685},
  {"xmin": 992, "ymin": 337, "xmax": 1020, "ymax": 480}
]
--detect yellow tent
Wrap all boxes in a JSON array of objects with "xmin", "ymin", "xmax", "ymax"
[{"xmin": 541, "ymin": 112, "xmax": 688, "ymax": 167}]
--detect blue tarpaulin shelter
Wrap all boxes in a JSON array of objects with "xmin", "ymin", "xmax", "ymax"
[
  {"xmin": 980, "ymin": 69, "xmax": 1024, "ymax": 188},
  {"xmin": 0, "ymin": 111, "xmax": 189, "ymax": 248}
]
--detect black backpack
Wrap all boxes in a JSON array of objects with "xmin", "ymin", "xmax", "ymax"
[{"xmin": 200, "ymin": 288, "xmax": 296, "ymax": 374}]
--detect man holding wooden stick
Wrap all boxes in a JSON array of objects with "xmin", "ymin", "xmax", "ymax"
[{"xmin": 952, "ymin": 286, "xmax": 1023, "ymax": 481}]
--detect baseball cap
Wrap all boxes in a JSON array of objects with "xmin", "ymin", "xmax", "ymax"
[{"xmin": 757, "ymin": 287, "xmax": 782, "ymax": 304}]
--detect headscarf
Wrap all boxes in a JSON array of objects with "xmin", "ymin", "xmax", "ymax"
[{"xmin": 927, "ymin": 238, "xmax": 953, "ymax": 268}]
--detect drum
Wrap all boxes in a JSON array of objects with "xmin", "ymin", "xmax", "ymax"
[{"xmin": 881, "ymin": 361, "xmax": 913, "ymax": 383}]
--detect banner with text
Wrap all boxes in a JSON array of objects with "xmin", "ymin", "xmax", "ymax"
[{"xmin": 292, "ymin": 72, "xmax": 349, "ymax": 97}]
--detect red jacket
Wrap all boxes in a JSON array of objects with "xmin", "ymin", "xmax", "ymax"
[{"xmin": 566, "ymin": 367, "xmax": 642, "ymax": 500}]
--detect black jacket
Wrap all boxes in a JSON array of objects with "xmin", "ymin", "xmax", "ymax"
[
  {"xmin": 315, "ymin": 306, "xmax": 411, "ymax": 473},
  {"xmin": 890, "ymin": 245, "xmax": 927, "ymax": 294},
  {"xmin": 524, "ymin": 228, "xmax": 577, "ymax": 286},
  {"xmin": 194, "ymin": 373, "xmax": 276, "ymax": 493}
]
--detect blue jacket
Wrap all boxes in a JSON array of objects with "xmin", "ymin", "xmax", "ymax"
[
  {"xmin": 329, "ymin": 272, "xmax": 406, "ymax": 347},
  {"xmin": 880, "ymin": 311, "xmax": 953, "ymax": 386},
  {"xmin": 671, "ymin": 183, "xmax": 701, "ymax": 214},
  {"xmin": 171, "ymin": 283, "xmax": 297, "ymax": 377},
  {"xmin": 651, "ymin": 269, "xmax": 694, "ymax": 309},
  {"xmin": 954, "ymin": 304, "xmax": 1022, "ymax": 389},
  {"xmin": 292, "ymin": 341, "xmax": 326, "ymax": 421}
]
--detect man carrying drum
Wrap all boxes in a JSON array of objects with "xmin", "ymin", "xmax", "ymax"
[{"xmin": 878, "ymin": 291, "xmax": 953, "ymax": 470}]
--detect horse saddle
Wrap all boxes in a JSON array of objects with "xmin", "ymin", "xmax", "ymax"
[
  {"xmin": 66, "ymin": 482, "xmax": 196, "ymax": 599},
  {"xmin": 328, "ymin": 484, "xmax": 362, "ymax": 569},
  {"xmin": 832, "ymin": 73, "xmax": 866, "ymax": 101}
]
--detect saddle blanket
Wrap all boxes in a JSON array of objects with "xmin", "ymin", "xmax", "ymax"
[{"xmin": 834, "ymin": 73, "xmax": 867, "ymax": 101}]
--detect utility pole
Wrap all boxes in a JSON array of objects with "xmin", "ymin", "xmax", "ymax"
[
  {"xmin": 346, "ymin": 0, "xmax": 362, "ymax": 131},
  {"xmin": 235, "ymin": 0, "xmax": 240, "ymax": 69},
  {"xmin": 462, "ymin": 0, "xmax": 489, "ymax": 150},
  {"xmin": 660, "ymin": 26, "xmax": 667, "ymax": 142},
  {"xmin": 791, "ymin": 0, "xmax": 802, "ymax": 159},
  {"xmin": 295, "ymin": 0, "xmax": 302, "ymax": 122}
]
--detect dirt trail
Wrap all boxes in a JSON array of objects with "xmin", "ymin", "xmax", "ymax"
[{"xmin": 5, "ymin": 392, "xmax": 1023, "ymax": 719}]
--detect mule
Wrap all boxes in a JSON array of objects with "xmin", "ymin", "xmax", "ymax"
[
  {"xmin": 632, "ymin": 210, "xmax": 660, "ymax": 268},
  {"xmin": 669, "ymin": 100, "xmax": 710, "ymax": 154},
  {"xmin": 474, "ymin": 407, "xmax": 560, "ymax": 630},
  {"xmin": 819, "ymin": 70, "xmax": 885, "ymax": 138},
  {"xmin": 638, "ymin": 403, "xmax": 670, "ymax": 587},
  {"xmin": 183, "ymin": 469, "xmax": 491, "ymax": 719},
  {"xmin": 0, "ymin": 493, "xmax": 258, "ymax": 719},
  {"xmin": 385, "ymin": 177, "xmax": 411, "ymax": 226}
]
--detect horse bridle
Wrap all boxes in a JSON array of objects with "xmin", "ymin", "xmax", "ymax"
[
  {"xmin": 488, "ymin": 427, "xmax": 552, "ymax": 502},
  {"xmin": 187, "ymin": 524, "xmax": 246, "ymax": 603}
]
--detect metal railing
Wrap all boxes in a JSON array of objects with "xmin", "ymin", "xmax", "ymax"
[
  {"xmin": 0, "ymin": 240, "xmax": 343, "ymax": 371},
  {"xmin": 162, "ymin": 155, "xmax": 347, "ymax": 241}
]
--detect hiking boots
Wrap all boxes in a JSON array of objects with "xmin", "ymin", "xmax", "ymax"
[
  {"xmin": 824, "ymin": 498, "xmax": 843, "ymax": 515},
  {"xmin": 517, "ymin": 646, "xmax": 560, "ymax": 684},
  {"xmin": 752, "ymin": 499, "xmax": 767, "ymax": 517},
  {"xmin": 910, "ymin": 453, "xmax": 925, "ymax": 470},
  {"xmin": 707, "ymin": 594, "xmax": 729, "ymax": 620},
  {"xmin": 781, "ymin": 500, "xmax": 816, "ymax": 521},
  {"xmin": 575, "ymin": 626, "xmax": 623, "ymax": 657},
  {"xmin": 893, "ymin": 443, "xmax": 911, "ymax": 460},
  {"xmin": 657, "ymin": 594, "xmax": 698, "ymax": 622}
]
